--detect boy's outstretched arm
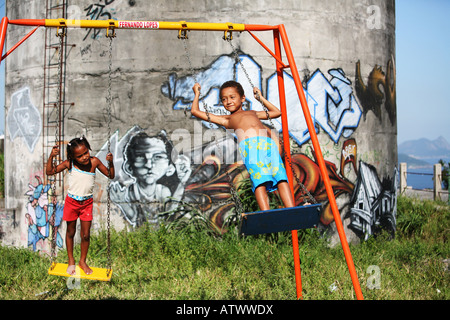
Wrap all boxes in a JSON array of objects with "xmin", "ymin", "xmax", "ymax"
[
  {"xmin": 253, "ymin": 87, "xmax": 282, "ymax": 119},
  {"xmin": 191, "ymin": 83, "xmax": 228, "ymax": 127},
  {"xmin": 190, "ymin": 83, "xmax": 205, "ymax": 120}
]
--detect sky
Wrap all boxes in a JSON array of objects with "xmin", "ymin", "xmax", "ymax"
[
  {"xmin": 0, "ymin": 0, "xmax": 449, "ymax": 145},
  {"xmin": 396, "ymin": 0, "xmax": 450, "ymax": 144}
]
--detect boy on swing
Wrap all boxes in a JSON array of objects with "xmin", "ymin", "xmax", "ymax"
[{"xmin": 191, "ymin": 80, "xmax": 296, "ymax": 212}]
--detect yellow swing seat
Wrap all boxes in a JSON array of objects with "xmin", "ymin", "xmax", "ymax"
[{"xmin": 48, "ymin": 263, "xmax": 112, "ymax": 282}]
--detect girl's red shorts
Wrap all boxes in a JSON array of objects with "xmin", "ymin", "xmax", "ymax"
[{"xmin": 63, "ymin": 195, "xmax": 94, "ymax": 222}]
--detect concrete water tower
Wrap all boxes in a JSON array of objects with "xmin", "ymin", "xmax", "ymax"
[{"xmin": 2, "ymin": 0, "xmax": 396, "ymax": 250}]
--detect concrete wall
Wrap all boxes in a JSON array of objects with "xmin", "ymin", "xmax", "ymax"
[{"xmin": 1, "ymin": 0, "xmax": 396, "ymax": 250}]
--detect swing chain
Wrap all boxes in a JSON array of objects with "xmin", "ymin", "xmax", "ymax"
[
  {"xmin": 181, "ymin": 37, "xmax": 214, "ymax": 125},
  {"xmin": 283, "ymin": 142, "xmax": 318, "ymax": 204},
  {"xmin": 105, "ymin": 34, "xmax": 113, "ymax": 276},
  {"xmin": 181, "ymin": 37, "xmax": 198, "ymax": 111},
  {"xmin": 181, "ymin": 35, "xmax": 244, "ymax": 217},
  {"xmin": 226, "ymin": 37, "xmax": 317, "ymax": 205},
  {"xmin": 226, "ymin": 38, "xmax": 274, "ymax": 126},
  {"xmin": 50, "ymin": 27, "xmax": 66, "ymax": 268}
]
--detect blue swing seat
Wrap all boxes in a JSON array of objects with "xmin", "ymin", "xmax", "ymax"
[{"xmin": 239, "ymin": 203, "xmax": 321, "ymax": 236}]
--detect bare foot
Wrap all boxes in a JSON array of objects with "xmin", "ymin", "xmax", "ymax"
[
  {"xmin": 78, "ymin": 261, "xmax": 93, "ymax": 275},
  {"xmin": 66, "ymin": 264, "xmax": 76, "ymax": 276}
]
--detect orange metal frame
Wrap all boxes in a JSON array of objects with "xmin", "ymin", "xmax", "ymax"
[{"xmin": 0, "ymin": 17, "xmax": 363, "ymax": 300}]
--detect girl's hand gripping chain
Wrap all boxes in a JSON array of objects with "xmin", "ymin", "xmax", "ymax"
[{"xmin": 50, "ymin": 145, "xmax": 60, "ymax": 157}]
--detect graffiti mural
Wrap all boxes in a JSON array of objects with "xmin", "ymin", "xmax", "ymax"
[
  {"xmin": 355, "ymin": 58, "xmax": 396, "ymax": 125},
  {"xmin": 162, "ymin": 54, "xmax": 262, "ymax": 130},
  {"xmin": 348, "ymin": 161, "xmax": 398, "ymax": 239},
  {"xmin": 82, "ymin": 0, "xmax": 117, "ymax": 41},
  {"xmin": 160, "ymin": 52, "xmax": 364, "ymax": 228},
  {"xmin": 6, "ymin": 87, "xmax": 42, "ymax": 153},
  {"xmin": 267, "ymin": 68, "xmax": 362, "ymax": 145},
  {"xmin": 162, "ymin": 54, "xmax": 362, "ymax": 146},
  {"xmin": 95, "ymin": 51, "xmax": 396, "ymax": 240},
  {"xmin": 98, "ymin": 126, "xmax": 192, "ymax": 228},
  {"xmin": 98, "ymin": 126, "xmax": 244, "ymax": 229},
  {"xmin": 25, "ymin": 176, "xmax": 63, "ymax": 251}
]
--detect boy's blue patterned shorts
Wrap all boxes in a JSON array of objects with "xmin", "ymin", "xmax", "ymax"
[{"xmin": 238, "ymin": 136, "xmax": 288, "ymax": 192}]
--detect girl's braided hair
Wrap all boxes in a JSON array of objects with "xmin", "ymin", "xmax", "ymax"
[{"xmin": 66, "ymin": 136, "xmax": 91, "ymax": 162}]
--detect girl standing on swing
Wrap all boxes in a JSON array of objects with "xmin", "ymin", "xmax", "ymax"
[{"xmin": 46, "ymin": 136, "xmax": 115, "ymax": 276}]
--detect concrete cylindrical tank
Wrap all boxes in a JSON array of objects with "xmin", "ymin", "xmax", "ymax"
[{"xmin": 2, "ymin": 0, "xmax": 396, "ymax": 249}]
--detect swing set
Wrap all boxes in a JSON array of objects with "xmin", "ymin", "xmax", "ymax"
[{"xmin": 0, "ymin": 17, "xmax": 364, "ymax": 300}]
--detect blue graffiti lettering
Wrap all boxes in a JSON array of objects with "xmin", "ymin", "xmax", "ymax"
[{"xmin": 162, "ymin": 53, "xmax": 362, "ymax": 145}]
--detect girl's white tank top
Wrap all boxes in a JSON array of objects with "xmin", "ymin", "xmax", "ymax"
[{"xmin": 67, "ymin": 164, "xmax": 96, "ymax": 201}]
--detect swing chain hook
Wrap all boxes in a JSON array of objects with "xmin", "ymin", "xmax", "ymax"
[
  {"xmin": 56, "ymin": 19, "xmax": 66, "ymax": 38},
  {"xmin": 106, "ymin": 20, "xmax": 116, "ymax": 38},
  {"xmin": 223, "ymin": 23, "xmax": 234, "ymax": 41},
  {"xmin": 223, "ymin": 30, "xmax": 232, "ymax": 41},
  {"xmin": 178, "ymin": 21, "xmax": 189, "ymax": 40}
]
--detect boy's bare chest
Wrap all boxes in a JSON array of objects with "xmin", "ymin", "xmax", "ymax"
[
  {"xmin": 228, "ymin": 111, "xmax": 262, "ymax": 129},
  {"xmin": 228, "ymin": 111, "xmax": 268, "ymax": 140}
]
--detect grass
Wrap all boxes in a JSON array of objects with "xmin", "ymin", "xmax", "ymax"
[{"xmin": 0, "ymin": 195, "xmax": 449, "ymax": 300}]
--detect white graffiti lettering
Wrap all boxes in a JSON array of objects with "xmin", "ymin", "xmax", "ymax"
[
  {"xmin": 342, "ymin": 143, "xmax": 356, "ymax": 161},
  {"xmin": 7, "ymin": 87, "xmax": 42, "ymax": 152},
  {"xmin": 268, "ymin": 68, "xmax": 362, "ymax": 145}
]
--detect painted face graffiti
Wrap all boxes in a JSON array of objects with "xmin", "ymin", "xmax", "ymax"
[{"xmin": 130, "ymin": 138, "xmax": 172, "ymax": 186}]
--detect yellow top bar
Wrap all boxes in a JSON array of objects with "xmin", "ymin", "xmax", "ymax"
[{"xmin": 43, "ymin": 19, "xmax": 246, "ymax": 32}]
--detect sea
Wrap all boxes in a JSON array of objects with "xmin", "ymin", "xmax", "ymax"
[{"xmin": 406, "ymin": 167, "xmax": 435, "ymax": 190}]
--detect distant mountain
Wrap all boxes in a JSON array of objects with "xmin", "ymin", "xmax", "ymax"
[
  {"xmin": 398, "ymin": 153, "xmax": 433, "ymax": 169},
  {"xmin": 398, "ymin": 136, "xmax": 450, "ymax": 165}
]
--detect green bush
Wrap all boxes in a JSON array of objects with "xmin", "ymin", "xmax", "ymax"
[{"xmin": 439, "ymin": 159, "xmax": 449, "ymax": 190}]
